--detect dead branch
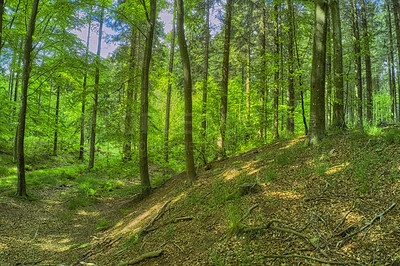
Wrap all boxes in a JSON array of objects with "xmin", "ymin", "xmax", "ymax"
[
  {"xmin": 171, "ymin": 216, "xmax": 194, "ymax": 223},
  {"xmin": 333, "ymin": 203, "xmax": 356, "ymax": 233},
  {"xmin": 260, "ymin": 254, "xmax": 362, "ymax": 265},
  {"xmin": 337, "ymin": 202, "xmax": 396, "ymax": 246},
  {"xmin": 240, "ymin": 204, "xmax": 259, "ymax": 222},
  {"xmin": 117, "ymin": 249, "xmax": 164, "ymax": 265}
]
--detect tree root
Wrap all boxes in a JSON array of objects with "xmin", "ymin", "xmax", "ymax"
[{"xmin": 117, "ymin": 249, "xmax": 164, "ymax": 265}]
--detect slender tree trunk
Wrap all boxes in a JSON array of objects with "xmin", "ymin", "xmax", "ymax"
[
  {"xmin": 220, "ymin": 0, "xmax": 233, "ymax": 158},
  {"xmin": 360, "ymin": 0, "xmax": 373, "ymax": 123},
  {"xmin": 201, "ymin": 0, "xmax": 210, "ymax": 163},
  {"xmin": 165, "ymin": 4, "xmax": 176, "ymax": 164},
  {"xmin": 260, "ymin": 3, "xmax": 267, "ymax": 138},
  {"xmin": 79, "ymin": 13, "xmax": 92, "ymax": 161},
  {"xmin": 351, "ymin": 0, "xmax": 363, "ymax": 127},
  {"xmin": 88, "ymin": 7, "xmax": 104, "ymax": 170},
  {"xmin": 392, "ymin": 0, "xmax": 400, "ymax": 121},
  {"xmin": 139, "ymin": 0, "xmax": 157, "ymax": 195},
  {"xmin": 331, "ymin": 0, "xmax": 346, "ymax": 128},
  {"xmin": 123, "ymin": 28, "xmax": 137, "ymax": 161},
  {"xmin": 53, "ymin": 86, "xmax": 60, "ymax": 156},
  {"xmin": 0, "ymin": 0, "xmax": 5, "ymax": 57},
  {"xmin": 309, "ymin": 0, "xmax": 328, "ymax": 145},
  {"xmin": 387, "ymin": 2, "xmax": 397, "ymax": 121},
  {"xmin": 177, "ymin": 0, "xmax": 196, "ymax": 183},
  {"xmin": 286, "ymin": 0, "xmax": 295, "ymax": 134},
  {"xmin": 16, "ymin": 0, "xmax": 40, "ymax": 197},
  {"xmin": 273, "ymin": 1, "xmax": 280, "ymax": 139}
]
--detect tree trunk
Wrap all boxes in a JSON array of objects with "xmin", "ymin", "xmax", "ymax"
[
  {"xmin": 308, "ymin": 0, "xmax": 328, "ymax": 145},
  {"xmin": 164, "ymin": 3, "xmax": 176, "ymax": 164},
  {"xmin": 88, "ymin": 7, "xmax": 104, "ymax": 170},
  {"xmin": 260, "ymin": 3, "xmax": 267, "ymax": 138},
  {"xmin": 53, "ymin": 86, "xmax": 60, "ymax": 156},
  {"xmin": 177, "ymin": 0, "xmax": 196, "ymax": 183},
  {"xmin": 387, "ymin": 1, "xmax": 397, "ymax": 121},
  {"xmin": 286, "ymin": 0, "xmax": 295, "ymax": 134},
  {"xmin": 123, "ymin": 28, "xmax": 137, "ymax": 161},
  {"xmin": 331, "ymin": 0, "xmax": 346, "ymax": 128},
  {"xmin": 326, "ymin": 12, "xmax": 332, "ymax": 129},
  {"xmin": 16, "ymin": 0, "xmax": 40, "ymax": 197},
  {"xmin": 79, "ymin": 13, "xmax": 92, "ymax": 161},
  {"xmin": 220, "ymin": 0, "xmax": 233, "ymax": 158},
  {"xmin": 139, "ymin": 0, "xmax": 157, "ymax": 195},
  {"xmin": 351, "ymin": 0, "xmax": 363, "ymax": 127},
  {"xmin": 273, "ymin": 1, "xmax": 280, "ymax": 139},
  {"xmin": 360, "ymin": 0, "xmax": 373, "ymax": 123},
  {"xmin": 392, "ymin": 0, "xmax": 400, "ymax": 121},
  {"xmin": 0, "ymin": 0, "xmax": 5, "ymax": 57},
  {"xmin": 201, "ymin": 0, "xmax": 210, "ymax": 164}
]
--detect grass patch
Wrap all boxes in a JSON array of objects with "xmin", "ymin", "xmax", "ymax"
[
  {"xmin": 226, "ymin": 202, "xmax": 243, "ymax": 234},
  {"xmin": 264, "ymin": 168, "xmax": 277, "ymax": 183}
]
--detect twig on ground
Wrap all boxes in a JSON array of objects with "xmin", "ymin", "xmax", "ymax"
[
  {"xmin": 172, "ymin": 241, "xmax": 184, "ymax": 252},
  {"xmin": 117, "ymin": 249, "xmax": 164, "ymax": 265},
  {"xmin": 337, "ymin": 202, "xmax": 396, "ymax": 247},
  {"xmin": 260, "ymin": 254, "xmax": 362, "ymax": 265},
  {"xmin": 239, "ymin": 204, "xmax": 259, "ymax": 222},
  {"xmin": 333, "ymin": 203, "xmax": 356, "ymax": 233}
]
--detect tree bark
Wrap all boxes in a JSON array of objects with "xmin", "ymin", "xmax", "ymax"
[
  {"xmin": 286, "ymin": 0, "xmax": 295, "ymax": 134},
  {"xmin": 392, "ymin": 0, "xmax": 400, "ymax": 121},
  {"xmin": 360, "ymin": 0, "xmax": 373, "ymax": 122},
  {"xmin": 79, "ymin": 14, "xmax": 92, "ymax": 161},
  {"xmin": 387, "ymin": 1, "xmax": 397, "ymax": 121},
  {"xmin": 351, "ymin": 0, "xmax": 363, "ymax": 127},
  {"xmin": 0, "ymin": 0, "xmax": 5, "ymax": 57},
  {"xmin": 177, "ymin": 0, "xmax": 196, "ymax": 183},
  {"xmin": 123, "ymin": 28, "xmax": 137, "ymax": 161},
  {"xmin": 164, "ymin": 3, "xmax": 176, "ymax": 164},
  {"xmin": 139, "ymin": 0, "xmax": 157, "ymax": 195},
  {"xmin": 16, "ymin": 0, "xmax": 40, "ymax": 197},
  {"xmin": 220, "ymin": 0, "xmax": 233, "ymax": 158},
  {"xmin": 331, "ymin": 0, "xmax": 346, "ymax": 128},
  {"xmin": 53, "ymin": 86, "xmax": 60, "ymax": 156},
  {"xmin": 88, "ymin": 7, "xmax": 104, "ymax": 170},
  {"xmin": 260, "ymin": 3, "xmax": 267, "ymax": 138},
  {"xmin": 308, "ymin": 0, "xmax": 328, "ymax": 145},
  {"xmin": 273, "ymin": 1, "xmax": 280, "ymax": 139},
  {"xmin": 201, "ymin": 0, "xmax": 210, "ymax": 164}
]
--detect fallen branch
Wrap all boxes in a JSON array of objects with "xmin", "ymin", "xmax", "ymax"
[
  {"xmin": 240, "ymin": 204, "xmax": 259, "ymax": 222},
  {"xmin": 171, "ymin": 216, "xmax": 194, "ymax": 223},
  {"xmin": 333, "ymin": 203, "xmax": 356, "ymax": 234},
  {"xmin": 337, "ymin": 202, "xmax": 396, "ymax": 246},
  {"xmin": 260, "ymin": 254, "xmax": 362, "ymax": 265},
  {"xmin": 118, "ymin": 249, "xmax": 164, "ymax": 265}
]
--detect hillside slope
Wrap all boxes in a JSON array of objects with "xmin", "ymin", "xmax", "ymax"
[{"xmin": 77, "ymin": 130, "xmax": 400, "ymax": 265}]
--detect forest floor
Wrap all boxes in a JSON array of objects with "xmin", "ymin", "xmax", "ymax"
[{"xmin": 2, "ymin": 128, "xmax": 400, "ymax": 265}]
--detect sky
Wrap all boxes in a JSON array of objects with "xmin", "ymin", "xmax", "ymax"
[{"xmin": 73, "ymin": 3, "xmax": 222, "ymax": 58}]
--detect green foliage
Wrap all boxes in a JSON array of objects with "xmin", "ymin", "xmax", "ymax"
[
  {"xmin": 264, "ymin": 168, "xmax": 277, "ymax": 183},
  {"xmin": 381, "ymin": 128, "xmax": 400, "ymax": 145},
  {"xmin": 96, "ymin": 218, "xmax": 113, "ymax": 230}
]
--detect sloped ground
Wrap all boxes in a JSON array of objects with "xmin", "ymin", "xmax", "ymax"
[
  {"xmin": 77, "ymin": 131, "xmax": 400, "ymax": 265},
  {"xmin": 2, "ymin": 130, "xmax": 400, "ymax": 265}
]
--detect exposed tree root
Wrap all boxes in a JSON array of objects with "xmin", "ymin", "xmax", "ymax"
[
  {"xmin": 117, "ymin": 249, "xmax": 164, "ymax": 265},
  {"xmin": 260, "ymin": 254, "xmax": 362, "ymax": 265}
]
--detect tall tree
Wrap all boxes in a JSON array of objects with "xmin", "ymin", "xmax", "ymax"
[
  {"xmin": 201, "ymin": 0, "xmax": 210, "ymax": 164},
  {"xmin": 220, "ymin": 0, "xmax": 233, "ymax": 157},
  {"xmin": 331, "ymin": 0, "xmax": 346, "ymax": 128},
  {"xmin": 273, "ymin": 1, "xmax": 280, "ymax": 139},
  {"xmin": 79, "ymin": 14, "xmax": 92, "ymax": 161},
  {"xmin": 53, "ymin": 86, "xmax": 61, "ymax": 156},
  {"xmin": 16, "ymin": 0, "xmax": 40, "ymax": 197},
  {"xmin": 139, "ymin": 0, "xmax": 157, "ymax": 195},
  {"xmin": 164, "ymin": 3, "xmax": 176, "ymax": 164},
  {"xmin": 177, "ymin": 0, "xmax": 196, "ymax": 183},
  {"xmin": 351, "ymin": 0, "xmax": 363, "ymax": 127},
  {"xmin": 286, "ymin": 0, "xmax": 295, "ymax": 134},
  {"xmin": 360, "ymin": 0, "xmax": 373, "ymax": 122},
  {"xmin": 391, "ymin": 0, "xmax": 400, "ymax": 118},
  {"xmin": 387, "ymin": 1, "xmax": 397, "ymax": 121},
  {"xmin": 123, "ymin": 28, "xmax": 137, "ymax": 161},
  {"xmin": 309, "ymin": 0, "xmax": 328, "ymax": 144},
  {"xmin": 88, "ymin": 7, "xmax": 104, "ymax": 170}
]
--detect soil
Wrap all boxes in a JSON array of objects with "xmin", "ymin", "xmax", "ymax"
[{"xmin": 2, "ymin": 133, "xmax": 400, "ymax": 265}]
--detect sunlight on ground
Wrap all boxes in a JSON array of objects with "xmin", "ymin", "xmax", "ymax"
[
  {"xmin": 326, "ymin": 162, "xmax": 350, "ymax": 175},
  {"xmin": 77, "ymin": 210, "xmax": 100, "ymax": 217},
  {"xmin": 262, "ymin": 186, "xmax": 302, "ymax": 200},
  {"xmin": 280, "ymin": 137, "xmax": 304, "ymax": 150},
  {"xmin": 223, "ymin": 161, "xmax": 259, "ymax": 181}
]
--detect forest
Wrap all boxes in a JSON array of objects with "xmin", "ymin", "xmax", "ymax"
[{"xmin": 1, "ymin": 0, "xmax": 400, "ymax": 264}]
